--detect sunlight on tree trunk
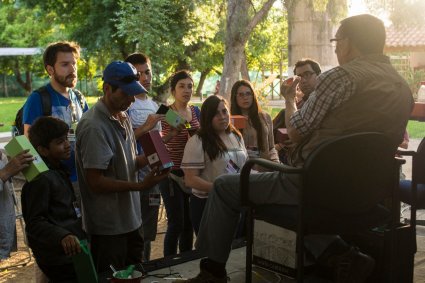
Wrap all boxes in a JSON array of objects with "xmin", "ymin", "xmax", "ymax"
[
  {"xmin": 220, "ymin": 0, "xmax": 276, "ymax": 102},
  {"xmin": 287, "ymin": 0, "xmax": 345, "ymax": 71},
  {"xmin": 241, "ymin": 51, "xmax": 250, "ymax": 81}
]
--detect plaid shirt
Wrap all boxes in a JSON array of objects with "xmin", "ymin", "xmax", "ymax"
[{"xmin": 290, "ymin": 67, "xmax": 357, "ymax": 136}]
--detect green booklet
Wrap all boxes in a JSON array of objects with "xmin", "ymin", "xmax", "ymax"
[
  {"xmin": 165, "ymin": 109, "xmax": 187, "ymax": 128},
  {"xmin": 4, "ymin": 135, "xmax": 48, "ymax": 182},
  {"xmin": 72, "ymin": 239, "xmax": 98, "ymax": 283}
]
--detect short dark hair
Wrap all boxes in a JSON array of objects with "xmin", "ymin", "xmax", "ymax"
[
  {"xmin": 339, "ymin": 14, "xmax": 385, "ymax": 54},
  {"xmin": 293, "ymin": 59, "xmax": 321, "ymax": 75},
  {"xmin": 125, "ymin": 52, "xmax": 151, "ymax": 66},
  {"xmin": 43, "ymin": 41, "xmax": 80, "ymax": 70},
  {"xmin": 169, "ymin": 70, "xmax": 193, "ymax": 92},
  {"xmin": 29, "ymin": 117, "xmax": 69, "ymax": 149}
]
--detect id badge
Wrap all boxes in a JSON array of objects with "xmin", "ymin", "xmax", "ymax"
[
  {"xmin": 225, "ymin": 159, "xmax": 240, "ymax": 174},
  {"xmin": 149, "ymin": 193, "xmax": 161, "ymax": 206},
  {"xmin": 73, "ymin": 201, "xmax": 82, "ymax": 218}
]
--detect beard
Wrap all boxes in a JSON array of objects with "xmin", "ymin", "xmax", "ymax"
[{"xmin": 53, "ymin": 73, "xmax": 77, "ymax": 88}]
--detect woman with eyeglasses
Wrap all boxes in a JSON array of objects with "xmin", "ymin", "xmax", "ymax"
[
  {"xmin": 181, "ymin": 95, "xmax": 247, "ymax": 235},
  {"xmin": 230, "ymin": 80, "xmax": 279, "ymax": 168},
  {"xmin": 159, "ymin": 70, "xmax": 200, "ymax": 257}
]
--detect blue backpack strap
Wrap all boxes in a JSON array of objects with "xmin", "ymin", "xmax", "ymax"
[{"xmin": 194, "ymin": 105, "xmax": 201, "ymax": 122}]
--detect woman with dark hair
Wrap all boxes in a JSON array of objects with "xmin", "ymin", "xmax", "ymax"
[
  {"xmin": 230, "ymin": 80, "xmax": 279, "ymax": 167},
  {"xmin": 159, "ymin": 70, "xmax": 200, "ymax": 257},
  {"xmin": 181, "ymin": 95, "xmax": 247, "ymax": 234}
]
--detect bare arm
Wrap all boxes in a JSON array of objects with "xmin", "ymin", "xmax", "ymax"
[
  {"xmin": 133, "ymin": 114, "xmax": 164, "ymax": 140},
  {"xmin": 136, "ymin": 155, "xmax": 149, "ymax": 169},
  {"xmin": 281, "ymin": 77, "xmax": 303, "ymax": 143},
  {"xmin": 24, "ymin": 124, "xmax": 31, "ymax": 137},
  {"xmin": 162, "ymin": 124, "xmax": 186, "ymax": 144},
  {"xmin": 266, "ymin": 116, "xmax": 280, "ymax": 162},
  {"xmin": 183, "ymin": 168, "xmax": 213, "ymax": 193}
]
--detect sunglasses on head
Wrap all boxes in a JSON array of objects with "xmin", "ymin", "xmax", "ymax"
[{"xmin": 106, "ymin": 72, "xmax": 140, "ymax": 84}]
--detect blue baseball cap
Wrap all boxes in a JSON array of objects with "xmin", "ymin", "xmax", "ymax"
[{"xmin": 103, "ymin": 61, "xmax": 147, "ymax": 96}]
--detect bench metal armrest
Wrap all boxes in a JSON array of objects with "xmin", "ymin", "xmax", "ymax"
[{"xmin": 397, "ymin": 149, "xmax": 416, "ymax": 157}]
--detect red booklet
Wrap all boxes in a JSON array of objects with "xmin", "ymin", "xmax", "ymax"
[
  {"xmin": 140, "ymin": 130, "xmax": 174, "ymax": 170},
  {"xmin": 230, "ymin": 115, "xmax": 248, "ymax": 129}
]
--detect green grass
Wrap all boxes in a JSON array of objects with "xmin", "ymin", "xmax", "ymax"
[
  {"xmin": 0, "ymin": 97, "xmax": 98, "ymax": 132},
  {"xmin": 1, "ymin": 97, "xmax": 425, "ymax": 139}
]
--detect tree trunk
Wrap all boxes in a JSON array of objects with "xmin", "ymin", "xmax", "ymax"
[
  {"xmin": 286, "ymin": 0, "xmax": 342, "ymax": 71},
  {"xmin": 3, "ymin": 75, "xmax": 8, "ymax": 97},
  {"xmin": 220, "ymin": 0, "xmax": 275, "ymax": 102},
  {"xmin": 14, "ymin": 60, "xmax": 32, "ymax": 94},
  {"xmin": 196, "ymin": 69, "xmax": 211, "ymax": 101},
  {"xmin": 240, "ymin": 51, "xmax": 250, "ymax": 81}
]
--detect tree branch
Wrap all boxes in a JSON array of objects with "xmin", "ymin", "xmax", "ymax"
[{"xmin": 246, "ymin": 0, "xmax": 276, "ymax": 38}]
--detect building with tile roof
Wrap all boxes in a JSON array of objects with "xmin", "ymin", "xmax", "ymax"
[{"xmin": 385, "ymin": 25, "xmax": 425, "ymax": 70}]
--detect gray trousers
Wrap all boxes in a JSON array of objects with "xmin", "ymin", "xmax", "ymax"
[{"xmin": 195, "ymin": 172, "xmax": 338, "ymax": 264}]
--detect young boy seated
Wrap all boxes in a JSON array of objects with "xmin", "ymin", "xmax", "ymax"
[{"xmin": 21, "ymin": 116, "xmax": 86, "ymax": 282}]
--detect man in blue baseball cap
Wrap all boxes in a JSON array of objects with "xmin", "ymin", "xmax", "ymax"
[{"xmin": 75, "ymin": 61, "xmax": 169, "ymax": 273}]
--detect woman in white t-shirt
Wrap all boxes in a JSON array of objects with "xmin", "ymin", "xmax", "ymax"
[{"xmin": 181, "ymin": 95, "xmax": 247, "ymax": 234}]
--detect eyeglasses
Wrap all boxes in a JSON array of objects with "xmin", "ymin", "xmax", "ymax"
[
  {"xmin": 237, "ymin": 91, "xmax": 253, "ymax": 98},
  {"xmin": 296, "ymin": 71, "xmax": 316, "ymax": 80},
  {"xmin": 330, "ymin": 37, "xmax": 346, "ymax": 47}
]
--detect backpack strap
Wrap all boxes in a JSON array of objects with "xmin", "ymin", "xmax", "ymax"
[
  {"xmin": 36, "ymin": 86, "xmax": 52, "ymax": 116},
  {"xmin": 194, "ymin": 105, "xmax": 201, "ymax": 122},
  {"xmin": 72, "ymin": 88, "xmax": 86, "ymax": 110}
]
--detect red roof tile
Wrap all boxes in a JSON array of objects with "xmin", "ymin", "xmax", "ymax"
[{"xmin": 385, "ymin": 26, "xmax": 425, "ymax": 52}]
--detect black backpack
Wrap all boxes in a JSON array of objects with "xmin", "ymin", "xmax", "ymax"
[{"xmin": 14, "ymin": 86, "xmax": 85, "ymax": 136}]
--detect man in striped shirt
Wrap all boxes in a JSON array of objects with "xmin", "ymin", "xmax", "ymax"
[{"xmin": 175, "ymin": 14, "xmax": 413, "ymax": 283}]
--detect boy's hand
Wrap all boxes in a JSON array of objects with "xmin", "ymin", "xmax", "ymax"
[
  {"xmin": 140, "ymin": 167, "xmax": 169, "ymax": 190},
  {"xmin": 61, "ymin": 235, "xmax": 81, "ymax": 256}
]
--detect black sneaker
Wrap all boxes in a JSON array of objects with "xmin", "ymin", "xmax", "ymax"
[{"xmin": 328, "ymin": 247, "xmax": 375, "ymax": 283}]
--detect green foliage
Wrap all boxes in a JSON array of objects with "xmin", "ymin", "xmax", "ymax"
[
  {"xmin": 247, "ymin": 4, "xmax": 288, "ymax": 71},
  {"xmin": 116, "ymin": 0, "xmax": 225, "ymax": 87},
  {"xmin": 404, "ymin": 69, "xmax": 425, "ymax": 100},
  {"xmin": 0, "ymin": 3, "xmax": 71, "ymax": 93},
  {"xmin": 116, "ymin": 0, "xmax": 189, "ymax": 70}
]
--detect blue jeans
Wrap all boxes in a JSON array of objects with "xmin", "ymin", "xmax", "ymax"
[
  {"xmin": 190, "ymin": 195, "xmax": 207, "ymax": 235},
  {"xmin": 159, "ymin": 178, "xmax": 193, "ymax": 256},
  {"xmin": 195, "ymin": 172, "xmax": 337, "ymax": 263},
  {"xmin": 400, "ymin": 180, "xmax": 425, "ymax": 205}
]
